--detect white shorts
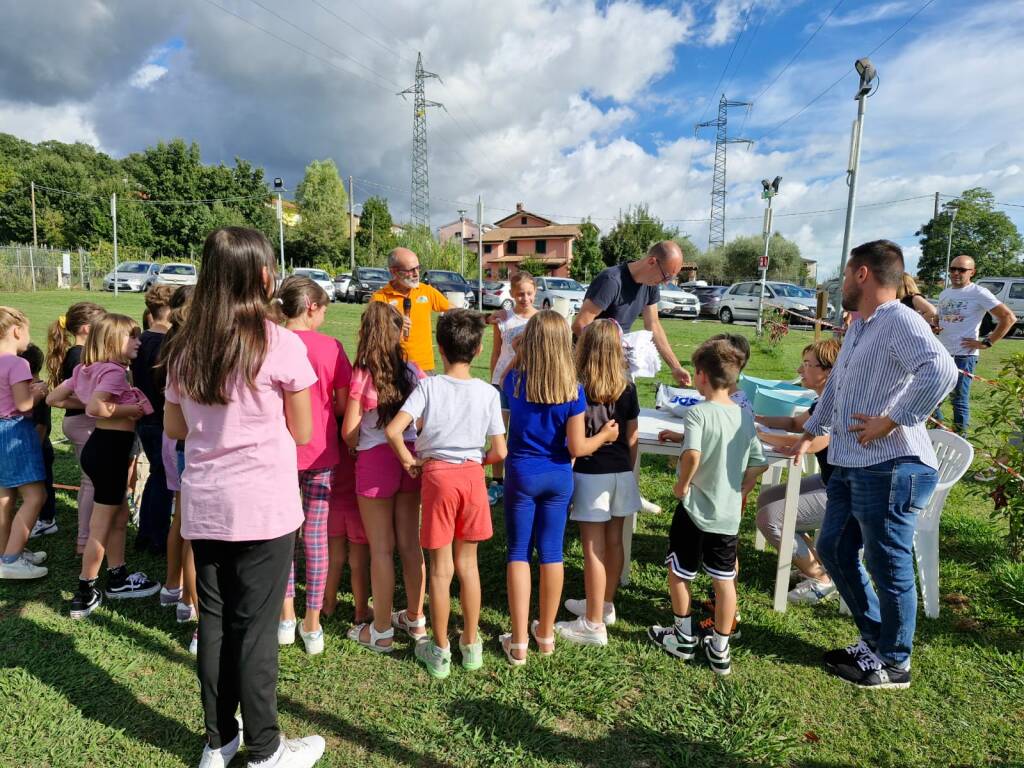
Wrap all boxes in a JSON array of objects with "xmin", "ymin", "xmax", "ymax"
[{"xmin": 570, "ymin": 471, "xmax": 642, "ymax": 523}]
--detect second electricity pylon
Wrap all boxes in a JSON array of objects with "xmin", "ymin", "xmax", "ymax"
[
  {"xmin": 695, "ymin": 94, "xmax": 753, "ymax": 250},
  {"xmin": 398, "ymin": 52, "xmax": 443, "ymax": 230}
]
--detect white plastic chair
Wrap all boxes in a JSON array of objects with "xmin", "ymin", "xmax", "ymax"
[{"xmin": 915, "ymin": 429, "xmax": 974, "ymax": 618}]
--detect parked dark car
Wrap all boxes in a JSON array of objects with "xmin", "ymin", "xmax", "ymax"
[
  {"xmin": 351, "ymin": 267, "xmax": 391, "ymax": 303},
  {"xmin": 421, "ymin": 270, "xmax": 479, "ymax": 307},
  {"xmin": 692, "ymin": 285, "xmax": 729, "ymax": 317}
]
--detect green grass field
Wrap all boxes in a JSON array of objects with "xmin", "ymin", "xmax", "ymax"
[{"xmin": 1, "ymin": 290, "xmax": 1022, "ymax": 768}]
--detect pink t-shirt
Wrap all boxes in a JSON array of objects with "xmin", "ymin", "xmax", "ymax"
[
  {"xmin": 70, "ymin": 361, "xmax": 153, "ymax": 414},
  {"xmin": 293, "ymin": 330, "xmax": 352, "ymax": 471},
  {"xmin": 0, "ymin": 354, "xmax": 33, "ymax": 417},
  {"xmin": 349, "ymin": 362, "xmax": 425, "ymax": 450},
  {"xmin": 165, "ymin": 322, "xmax": 317, "ymax": 542}
]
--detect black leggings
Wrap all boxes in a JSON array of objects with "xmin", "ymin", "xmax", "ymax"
[{"xmin": 80, "ymin": 428, "xmax": 135, "ymax": 506}]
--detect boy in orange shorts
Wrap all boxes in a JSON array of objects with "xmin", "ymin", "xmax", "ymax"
[{"xmin": 385, "ymin": 308, "xmax": 507, "ymax": 678}]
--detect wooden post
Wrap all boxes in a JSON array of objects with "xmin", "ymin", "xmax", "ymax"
[{"xmin": 815, "ymin": 290, "xmax": 827, "ymax": 341}]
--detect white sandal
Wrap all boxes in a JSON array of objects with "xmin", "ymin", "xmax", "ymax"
[
  {"xmin": 391, "ymin": 609, "xmax": 427, "ymax": 639},
  {"xmin": 531, "ymin": 620, "xmax": 555, "ymax": 656},
  {"xmin": 499, "ymin": 633, "xmax": 528, "ymax": 666},
  {"xmin": 347, "ymin": 622, "xmax": 394, "ymax": 653}
]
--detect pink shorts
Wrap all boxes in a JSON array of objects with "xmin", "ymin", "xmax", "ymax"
[
  {"xmin": 328, "ymin": 450, "xmax": 366, "ymax": 544},
  {"xmin": 355, "ymin": 442, "xmax": 420, "ymax": 499},
  {"xmin": 162, "ymin": 434, "xmax": 180, "ymax": 493}
]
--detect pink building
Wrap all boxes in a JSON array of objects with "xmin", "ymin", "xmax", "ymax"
[
  {"xmin": 437, "ymin": 218, "xmax": 483, "ymax": 245},
  {"xmin": 466, "ymin": 203, "xmax": 581, "ymax": 278}
]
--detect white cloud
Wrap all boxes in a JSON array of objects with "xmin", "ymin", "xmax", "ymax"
[
  {"xmin": 130, "ymin": 63, "xmax": 168, "ymax": 90},
  {"xmin": 816, "ymin": 1, "xmax": 912, "ymax": 30},
  {"xmin": 0, "ymin": 100, "xmax": 100, "ymax": 147}
]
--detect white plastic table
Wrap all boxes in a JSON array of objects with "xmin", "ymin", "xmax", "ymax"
[{"xmin": 624, "ymin": 407, "xmax": 805, "ymax": 613}]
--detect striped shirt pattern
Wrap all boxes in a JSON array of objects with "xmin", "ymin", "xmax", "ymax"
[{"xmin": 804, "ymin": 300, "xmax": 957, "ymax": 469}]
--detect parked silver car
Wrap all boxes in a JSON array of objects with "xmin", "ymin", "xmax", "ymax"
[
  {"xmin": 146, "ymin": 263, "xmax": 197, "ymax": 290},
  {"xmin": 291, "ymin": 268, "xmax": 336, "ymax": 302},
  {"xmin": 976, "ymin": 276, "xmax": 1024, "ymax": 337},
  {"xmin": 658, "ymin": 284, "xmax": 701, "ymax": 318},
  {"xmin": 482, "ymin": 280, "xmax": 513, "ymax": 310},
  {"xmin": 333, "ymin": 273, "xmax": 352, "ymax": 302},
  {"xmin": 103, "ymin": 261, "xmax": 159, "ymax": 292},
  {"xmin": 534, "ymin": 277, "xmax": 586, "ymax": 314},
  {"xmin": 718, "ymin": 281, "xmax": 833, "ymax": 325}
]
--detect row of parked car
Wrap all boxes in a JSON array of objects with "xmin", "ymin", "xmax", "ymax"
[{"xmin": 102, "ymin": 261, "xmax": 198, "ymax": 292}]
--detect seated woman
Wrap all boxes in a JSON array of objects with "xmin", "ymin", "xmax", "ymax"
[{"xmin": 754, "ymin": 338, "xmax": 840, "ymax": 605}]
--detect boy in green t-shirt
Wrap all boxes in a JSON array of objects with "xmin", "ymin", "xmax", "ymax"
[{"xmin": 648, "ymin": 339, "xmax": 768, "ymax": 675}]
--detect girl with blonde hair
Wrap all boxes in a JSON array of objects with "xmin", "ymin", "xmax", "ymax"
[{"xmin": 499, "ymin": 310, "xmax": 618, "ymax": 664}]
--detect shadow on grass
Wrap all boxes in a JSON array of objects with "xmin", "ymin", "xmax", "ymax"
[{"xmin": 1, "ymin": 614, "xmax": 198, "ymax": 764}]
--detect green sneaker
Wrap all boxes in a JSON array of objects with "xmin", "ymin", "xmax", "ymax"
[
  {"xmin": 459, "ymin": 638, "xmax": 483, "ymax": 671},
  {"xmin": 415, "ymin": 639, "xmax": 452, "ymax": 679}
]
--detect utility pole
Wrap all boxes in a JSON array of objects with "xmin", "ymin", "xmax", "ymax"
[
  {"xmin": 934, "ymin": 191, "xmax": 940, "ymax": 220},
  {"xmin": 834, "ymin": 58, "xmax": 878, "ymax": 326},
  {"xmin": 398, "ymin": 52, "xmax": 443, "ymax": 229},
  {"xmin": 30, "ymin": 181, "xmax": 38, "ymax": 248},
  {"xmin": 756, "ymin": 177, "xmax": 781, "ymax": 336},
  {"xmin": 695, "ymin": 94, "xmax": 753, "ymax": 250},
  {"xmin": 477, "ymin": 196, "xmax": 483, "ymax": 302},
  {"xmin": 944, "ymin": 206, "xmax": 959, "ymax": 290},
  {"xmin": 458, "ymin": 208, "xmax": 466, "ymax": 276},
  {"xmin": 349, "ymin": 175, "xmax": 356, "ymax": 272},
  {"xmin": 273, "ymin": 177, "xmax": 286, "ymax": 277},
  {"xmin": 111, "ymin": 192, "xmax": 119, "ymax": 297}
]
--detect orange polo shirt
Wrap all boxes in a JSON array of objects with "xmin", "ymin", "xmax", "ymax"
[{"xmin": 371, "ymin": 282, "xmax": 451, "ymax": 371}]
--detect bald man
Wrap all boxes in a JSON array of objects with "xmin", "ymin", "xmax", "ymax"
[
  {"xmin": 934, "ymin": 254, "xmax": 1017, "ymax": 433},
  {"xmin": 372, "ymin": 247, "xmax": 451, "ymax": 371},
  {"xmin": 573, "ymin": 241, "xmax": 692, "ymax": 386}
]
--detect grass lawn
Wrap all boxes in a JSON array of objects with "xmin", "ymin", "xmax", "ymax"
[{"xmin": 1, "ymin": 290, "xmax": 1023, "ymax": 768}]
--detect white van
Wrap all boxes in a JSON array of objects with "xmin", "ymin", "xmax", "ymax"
[{"xmin": 976, "ymin": 277, "xmax": 1024, "ymax": 337}]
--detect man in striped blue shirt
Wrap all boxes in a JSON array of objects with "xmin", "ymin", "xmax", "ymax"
[{"xmin": 794, "ymin": 240, "xmax": 957, "ymax": 690}]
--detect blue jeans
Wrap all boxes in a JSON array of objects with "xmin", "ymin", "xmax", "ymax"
[
  {"xmin": 934, "ymin": 354, "xmax": 975, "ymax": 433},
  {"xmin": 818, "ymin": 458, "xmax": 937, "ymax": 668},
  {"xmin": 136, "ymin": 422, "xmax": 174, "ymax": 550}
]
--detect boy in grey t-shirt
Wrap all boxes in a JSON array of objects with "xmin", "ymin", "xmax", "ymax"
[{"xmin": 648, "ymin": 339, "xmax": 767, "ymax": 675}]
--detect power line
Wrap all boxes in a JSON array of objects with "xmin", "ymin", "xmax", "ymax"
[
  {"xmin": 696, "ymin": 2, "xmax": 755, "ymax": 125},
  {"xmin": 722, "ymin": 2, "xmax": 768, "ymax": 98},
  {"xmin": 307, "ymin": 0, "xmax": 415, "ymax": 65},
  {"xmin": 32, "ymin": 183, "xmax": 272, "ymax": 205}
]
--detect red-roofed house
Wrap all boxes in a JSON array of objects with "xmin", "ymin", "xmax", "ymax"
[{"xmin": 466, "ymin": 203, "xmax": 582, "ymax": 278}]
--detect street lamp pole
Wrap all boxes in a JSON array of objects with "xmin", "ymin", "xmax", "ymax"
[
  {"xmin": 273, "ymin": 177, "xmax": 286, "ymax": 277},
  {"xmin": 756, "ymin": 176, "xmax": 781, "ymax": 336},
  {"xmin": 833, "ymin": 57, "xmax": 878, "ymax": 326},
  {"xmin": 943, "ymin": 206, "xmax": 959, "ymax": 290},
  {"xmin": 458, "ymin": 208, "xmax": 466, "ymax": 276}
]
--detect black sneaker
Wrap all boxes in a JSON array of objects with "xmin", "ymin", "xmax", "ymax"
[
  {"xmin": 823, "ymin": 639, "xmax": 876, "ymax": 671},
  {"xmin": 647, "ymin": 624, "xmax": 697, "ymax": 660},
  {"xmin": 828, "ymin": 647, "xmax": 911, "ymax": 690},
  {"xmin": 701, "ymin": 633, "xmax": 732, "ymax": 676},
  {"xmin": 105, "ymin": 569, "xmax": 161, "ymax": 600},
  {"xmin": 70, "ymin": 586, "xmax": 102, "ymax": 619}
]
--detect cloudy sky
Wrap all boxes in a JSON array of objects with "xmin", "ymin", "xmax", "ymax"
[{"xmin": 2, "ymin": 0, "xmax": 1023, "ymax": 274}]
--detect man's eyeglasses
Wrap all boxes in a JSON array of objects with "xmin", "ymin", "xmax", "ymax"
[
  {"xmin": 393, "ymin": 265, "xmax": 421, "ymax": 276},
  {"xmin": 655, "ymin": 260, "xmax": 673, "ymax": 285},
  {"xmin": 948, "ymin": 266, "xmax": 972, "ymax": 274}
]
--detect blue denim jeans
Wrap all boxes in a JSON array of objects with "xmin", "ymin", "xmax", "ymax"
[
  {"xmin": 934, "ymin": 354, "xmax": 975, "ymax": 433},
  {"xmin": 136, "ymin": 422, "xmax": 174, "ymax": 550},
  {"xmin": 818, "ymin": 458, "xmax": 938, "ymax": 668}
]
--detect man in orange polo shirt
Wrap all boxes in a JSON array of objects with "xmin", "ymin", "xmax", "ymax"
[{"xmin": 372, "ymin": 247, "xmax": 451, "ymax": 372}]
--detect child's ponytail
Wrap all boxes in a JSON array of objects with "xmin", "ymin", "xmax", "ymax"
[{"xmin": 45, "ymin": 317, "xmax": 70, "ymax": 388}]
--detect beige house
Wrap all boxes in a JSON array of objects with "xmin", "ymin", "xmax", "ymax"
[{"xmin": 466, "ymin": 203, "xmax": 582, "ymax": 278}]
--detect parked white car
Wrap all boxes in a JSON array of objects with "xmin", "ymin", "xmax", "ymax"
[
  {"xmin": 482, "ymin": 280, "xmax": 513, "ymax": 310},
  {"xmin": 976, "ymin": 276, "xmax": 1024, "ymax": 337},
  {"xmin": 146, "ymin": 263, "xmax": 197, "ymax": 289},
  {"xmin": 333, "ymin": 273, "xmax": 352, "ymax": 302},
  {"xmin": 534, "ymin": 277, "xmax": 586, "ymax": 314},
  {"xmin": 103, "ymin": 261, "xmax": 159, "ymax": 292},
  {"xmin": 291, "ymin": 268, "xmax": 336, "ymax": 302},
  {"xmin": 658, "ymin": 284, "xmax": 701, "ymax": 318},
  {"xmin": 718, "ymin": 281, "xmax": 833, "ymax": 325}
]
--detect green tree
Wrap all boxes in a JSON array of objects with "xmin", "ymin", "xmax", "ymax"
[
  {"xmin": 599, "ymin": 204, "xmax": 678, "ymax": 266},
  {"xmin": 355, "ymin": 196, "xmax": 396, "ymax": 265},
  {"xmin": 916, "ymin": 187, "xmax": 1024, "ymax": 284},
  {"xmin": 722, "ymin": 233, "xmax": 803, "ymax": 282},
  {"xmin": 293, "ymin": 159, "xmax": 349, "ymax": 267},
  {"xmin": 570, "ymin": 219, "xmax": 603, "ymax": 282},
  {"xmin": 518, "ymin": 256, "xmax": 547, "ymax": 276},
  {"xmin": 691, "ymin": 247, "xmax": 727, "ymax": 282},
  {"xmin": 673, "ymin": 234, "xmax": 699, "ymax": 265}
]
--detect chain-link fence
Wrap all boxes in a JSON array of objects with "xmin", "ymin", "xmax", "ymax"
[{"xmin": 0, "ymin": 244, "xmax": 166, "ymax": 292}]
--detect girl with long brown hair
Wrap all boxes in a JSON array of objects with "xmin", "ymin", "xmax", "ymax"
[
  {"xmin": 499, "ymin": 310, "xmax": 618, "ymax": 664},
  {"xmin": 341, "ymin": 299, "xmax": 426, "ymax": 652},
  {"xmin": 43, "ymin": 300, "xmax": 105, "ymax": 550},
  {"xmin": 161, "ymin": 227, "xmax": 324, "ymax": 766}
]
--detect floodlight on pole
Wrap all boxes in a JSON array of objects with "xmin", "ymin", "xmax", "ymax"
[
  {"xmin": 833, "ymin": 58, "xmax": 878, "ymax": 326},
  {"xmin": 756, "ymin": 176, "xmax": 780, "ymax": 336}
]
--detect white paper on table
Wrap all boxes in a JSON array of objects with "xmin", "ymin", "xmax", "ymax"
[
  {"xmin": 622, "ymin": 330, "xmax": 661, "ymax": 379},
  {"xmin": 654, "ymin": 384, "xmax": 704, "ymax": 419}
]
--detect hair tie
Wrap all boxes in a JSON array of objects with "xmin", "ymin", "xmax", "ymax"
[
  {"xmin": 272, "ymin": 298, "xmax": 284, "ymax": 305},
  {"xmin": 58, "ymin": 314, "xmax": 67, "ymax": 329},
  {"xmin": 303, "ymin": 296, "xmax": 313, "ymax": 310}
]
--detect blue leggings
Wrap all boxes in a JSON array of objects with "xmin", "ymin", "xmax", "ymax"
[{"xmin": 504, "ymin": 463, "xmax": 573, "ymax": 564}]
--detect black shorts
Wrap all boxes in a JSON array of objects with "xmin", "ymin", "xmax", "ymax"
[
  {"xmin": 80, "ymin": 428, "xmax": 136, "ymax": 506},
  {"xmin": 666, "ymin": 502, "xmax": 738, "ymax": 582}
]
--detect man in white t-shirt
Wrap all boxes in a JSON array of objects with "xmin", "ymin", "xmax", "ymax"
[{"xmin": 934, "ymin": 254, "xmax": 1017, "ymax": 433}]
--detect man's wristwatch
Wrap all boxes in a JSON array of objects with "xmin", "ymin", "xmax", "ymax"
[{"xmin": 981, "ymin": 336, "xmax": 993, "ymax": 348}]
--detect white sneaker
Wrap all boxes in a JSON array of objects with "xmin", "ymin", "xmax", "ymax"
[
  {"xmin": 189, "ymin": 629, "xmax": 199, "ymax": 656},
  {"xmin": 564, "ymin": 598, "xmax": 616, "ymax": 626},
  {"xmin": 299, "ymin": 624, "xmax": 325, "ymax": 655},
  {"xmin": 0, "ymin": 557, "xmax": 48, "ymax": 580},
  {"xmin": 29, "ymin": 519, "xmax": 57, "ymax": 538},
  {"xmin": 177, "ymin": 601, "xmax": 198, "ymax": 623},
  {"xmin": 21, "ymin": 550, "xmax": 47, "ymax": 566},
  {"xmin": 250, "ymin": 735, "xmax": 326, "ymax": 767},
  {"xmin": 788, "ymin": 578, "xmax": 838, "ymax": 605},
  {"xmin": 197, "ymin": 733, "xmax": 240, "ymax": 768},
  {"xmin": 555, "ymin": 616, "xmax": 608, "ymax": 646},
  {"xmin": 640, "ymin": 496, "xmax": 662, "ymax": 514},
  {"xmin": 160, "ymin": 585, "xmax": 183, "ymax": 606},
  {"xmin": 278, "ymin": 619, "xmax": 297, "ymax": 646}
]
